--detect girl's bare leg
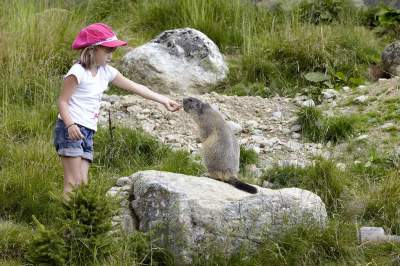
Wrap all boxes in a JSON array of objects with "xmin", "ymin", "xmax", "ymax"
[
  {"xmin": 61, "ymin": 156, "xmax": 83, "ymax": 199},
  {"xmin": 79, "ymin": 159, "xmax": 90, "ymax": 185}
]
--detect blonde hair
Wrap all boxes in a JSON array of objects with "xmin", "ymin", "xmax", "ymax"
[{"xmin": 78, "ymin": 46, "xmax": 96, "ymax": 69}]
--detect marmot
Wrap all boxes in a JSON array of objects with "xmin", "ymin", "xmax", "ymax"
[{"xmin": 183, "ymin": 97, "xmax": 257, "ymax": 194}]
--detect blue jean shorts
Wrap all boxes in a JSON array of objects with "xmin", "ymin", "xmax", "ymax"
[{"xmin": 53, "ymin": 119, "xmax": 95, "ymax": 162}]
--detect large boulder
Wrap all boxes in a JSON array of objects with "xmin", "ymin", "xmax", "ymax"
[
  {"xmin": 120, "ymin": 28, "xmax": 228, "ymax": 95},
  {"xmin": 382, "ymin": 41, "xmax": 400, "ymax": 77},
  {"xmin": 108, "ymin": 170, "xmax": 327, "ymax": 264}
]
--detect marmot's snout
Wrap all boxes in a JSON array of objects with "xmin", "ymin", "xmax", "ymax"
[{"xmin": 183, "ymin": 97, "xmax": 202, "ymax": 113}]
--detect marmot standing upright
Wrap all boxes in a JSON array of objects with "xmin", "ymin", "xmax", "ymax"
[{"xmin": 183, "ymin": 97, "xmax": 257, "ymax": 194}]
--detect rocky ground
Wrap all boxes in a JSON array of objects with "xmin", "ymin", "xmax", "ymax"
[{"xmin": 99, "ymin": 77, "xmax": 400, "ymax": 176}]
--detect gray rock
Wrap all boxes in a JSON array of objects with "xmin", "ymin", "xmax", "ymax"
[
  {"xmin": 302, "ymin": 99, "xmax": 315, "ymax": 107},
  {"xmin": 121, "ymin": 28, "xmax": 228, "ymax": 94},
  {"xmin": 227, "ymin": 121, "xmax": 242, "ymax": 134},
  {"xmin": 290, "ymin": 124, "xmax": 302, "ymax": 132},
  {"xmin": 322, "ymin": 89, "xmax": 339, "ymax": 100},
  {"xmin": 353, "ymin": 95, "xmax": 368, "ymax": 104},
  {"xmin": 382, "ymin": 41, "xmax": 400, "ymax": 77},
  {"xmin": 125, "ymin": 170, "xmax": 327, "ymax": 263}
]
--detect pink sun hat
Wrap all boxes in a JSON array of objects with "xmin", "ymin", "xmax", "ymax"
[{"xmin": 72, "ymin": 23, "xmax": 127, "ymax": 50}]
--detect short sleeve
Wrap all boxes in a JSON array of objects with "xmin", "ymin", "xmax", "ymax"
[
  {"xmin": 105, "ymin": 65, "xmax": 119, "ymax": 82},
  {"xmin": 64, "ymin": 64, "xmax": 85, "ymax": 84}
]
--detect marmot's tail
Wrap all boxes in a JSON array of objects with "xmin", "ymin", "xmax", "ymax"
[{"xmin": 227, "ymin": 177, "xmax": 257, "ymax": 194}]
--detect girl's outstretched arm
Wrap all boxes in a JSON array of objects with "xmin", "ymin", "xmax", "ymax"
[{"xmin": 111, "ymin": 72, "xmax": 181, "ymax": 112}]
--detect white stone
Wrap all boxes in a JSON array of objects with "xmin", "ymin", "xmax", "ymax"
[
  {"xmin": 290, "ymin": 124, "xmax": 302, "ymax": 132},
  {"xmin": 227, "ymin": 121, "xmax": 242, "ymax": 134},
  {"xmin": 322, "ymin": 89, "xmax": 339, "ymax": 99},
  {"xmin": 354, "ymin": 95, "xmax": 368, "ymax": 104},
  {"xmin": 272, "ymin": 111, "xmax": 282, "ymax": 119},
  {"xmin": 121, "ymin": 28, "xmax": 228, "ymax": 94},
  {"xmin": 127, "ymin": 171, "xmax": 327, "ymax": 263},
  {"xmin": 355, "ymin": 134, "xmax": 369, "ymax": 140},
  {"xmin": 302, "ymin": 99, "xmax": 315, "ymax": 107}
]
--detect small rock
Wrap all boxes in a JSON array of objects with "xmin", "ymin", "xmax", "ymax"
[
  {"xmin": 116, "ymin": 176, "xmax": 131, "ymax": 187},
  {"xmin": 284, "ymin": 140, "xmax": 303, "ymax": 152},
  {"xmin": 353, "ymin": 95, "xmax": 368, "ymax": 104},
  {"xmin": 355, "ymin": 134, "xmax": 369, "ymax": 141},
  {"xmin": 262, "ymin": 180, "xmax": 275, "ymax": 188},
  {"xmin": 290, "ymin": 124, "xmax": 302, "ymax": 132},
  {"xmin": 336, "ymin": 163, "xmax": 346, "ymax": 171},
  {"xmin": 291, "ymin": 132, "xmax": 301, "ymax": 139},
  {"xmin": 357, "ymin": 85, "xmax": 366, "ymax": 90},
  {"xmin": 227, "ymin": 121, "xmax": 242, "ymax": 134},
  {"xmin": 272, "ymin": 111, "xmax": 282, "ymax": 119},
  {"xmin": 302, "ymin": 99, "xmax": 315, "ymax": 107},
  {"xmin": 322, "ymin": 89, "xmax": 339, "ymax": 99},
  {"xmin": 245, "ymin": 120, "xmax": 258, "ymax": 129},
  {"xmin": 380, "ymin": 122, "xmax": 395, "ymax": 129},
  {"xmin": 342, "ymin": 86, "xmax": 350, "ymax": 92}
]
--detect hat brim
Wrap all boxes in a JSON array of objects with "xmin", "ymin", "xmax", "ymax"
[{"xmin": 100, "ymin": 40, "xmax": 127, "ymax": 48}]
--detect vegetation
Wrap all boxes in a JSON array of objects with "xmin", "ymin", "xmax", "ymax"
[
  {"xmin": 296, "ymin": 106, "xmax": 358, "ymax": 143},
  {"xmin": 1, "ymin": 0, "xmax": 400, "ymax": 265}
]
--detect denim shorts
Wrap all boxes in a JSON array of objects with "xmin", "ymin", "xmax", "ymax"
[{"xmin": 53, "ymin": 119, "xmax": 95, "ymax": 162}]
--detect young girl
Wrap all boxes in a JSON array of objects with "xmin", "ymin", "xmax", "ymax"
[{"xmin": 54, "ymin": 23, "xmax": 181, "ymax": 198}]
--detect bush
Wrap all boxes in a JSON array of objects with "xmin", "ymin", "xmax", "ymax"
[
  {"xmin": 298, "ymin": 0, "xmax": 357, "ymax": 25},
  {"xmin": 26, "ymin": 216, "xmax": 67, "ymax": 266},
  {"xmin": 61, "ymin": 183, "xmax": 117, "ymax": 265}
]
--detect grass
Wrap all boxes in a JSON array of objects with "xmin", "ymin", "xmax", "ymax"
[
  {"xmin": 297, "ymin": 106, "xmax": 358, "ymax": 143},
  {"xmin": 262, "ymin": 158, "xmax": 348, "ymax": 214},
  {"xmin": 1, "ymin": 0, "xmax": 399, "ymax": 264}
]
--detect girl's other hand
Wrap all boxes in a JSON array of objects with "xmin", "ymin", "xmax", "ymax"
[
  {"xmin": 163, "ymin": 98, "xmax": 181, "ymax": 112},
  {"xmin": 68, "ymin": 124, "xmax": 84, "ymax": 140}
]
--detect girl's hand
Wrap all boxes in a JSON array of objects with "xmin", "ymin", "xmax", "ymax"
[
  {"xmin": 68, "ymin": 124, "xmax": 84, "ymax": 140},
  {"xmin": 163, "ymin": 98, "xmax": 181, "ymax": 112}
]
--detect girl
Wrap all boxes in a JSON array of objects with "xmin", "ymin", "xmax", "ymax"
[{"xmin": 54, "ymin": 23, "xmax": 181, "ymax": 198}]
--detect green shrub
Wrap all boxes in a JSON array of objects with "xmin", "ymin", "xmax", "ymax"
[
  {"xmin": 26, "ymin": 216, "xmax": 67, "ymax": 266},
  {"xmin": 298, "ymin": 0, "xmax": 357, "ymax": 25},
  {"xmin": 61, "ymin": 183, "xmax": 117, "ymax": 265}
]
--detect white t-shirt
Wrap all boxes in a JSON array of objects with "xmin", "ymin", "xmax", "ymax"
[{"xmin": 59, "ymin": 63, "xmax": 119, "ymax": 131}]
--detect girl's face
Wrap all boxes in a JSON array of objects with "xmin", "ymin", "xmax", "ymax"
[{"xmin": 94, "ymin": 46, "xmax": 116, "ymax": 66}]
